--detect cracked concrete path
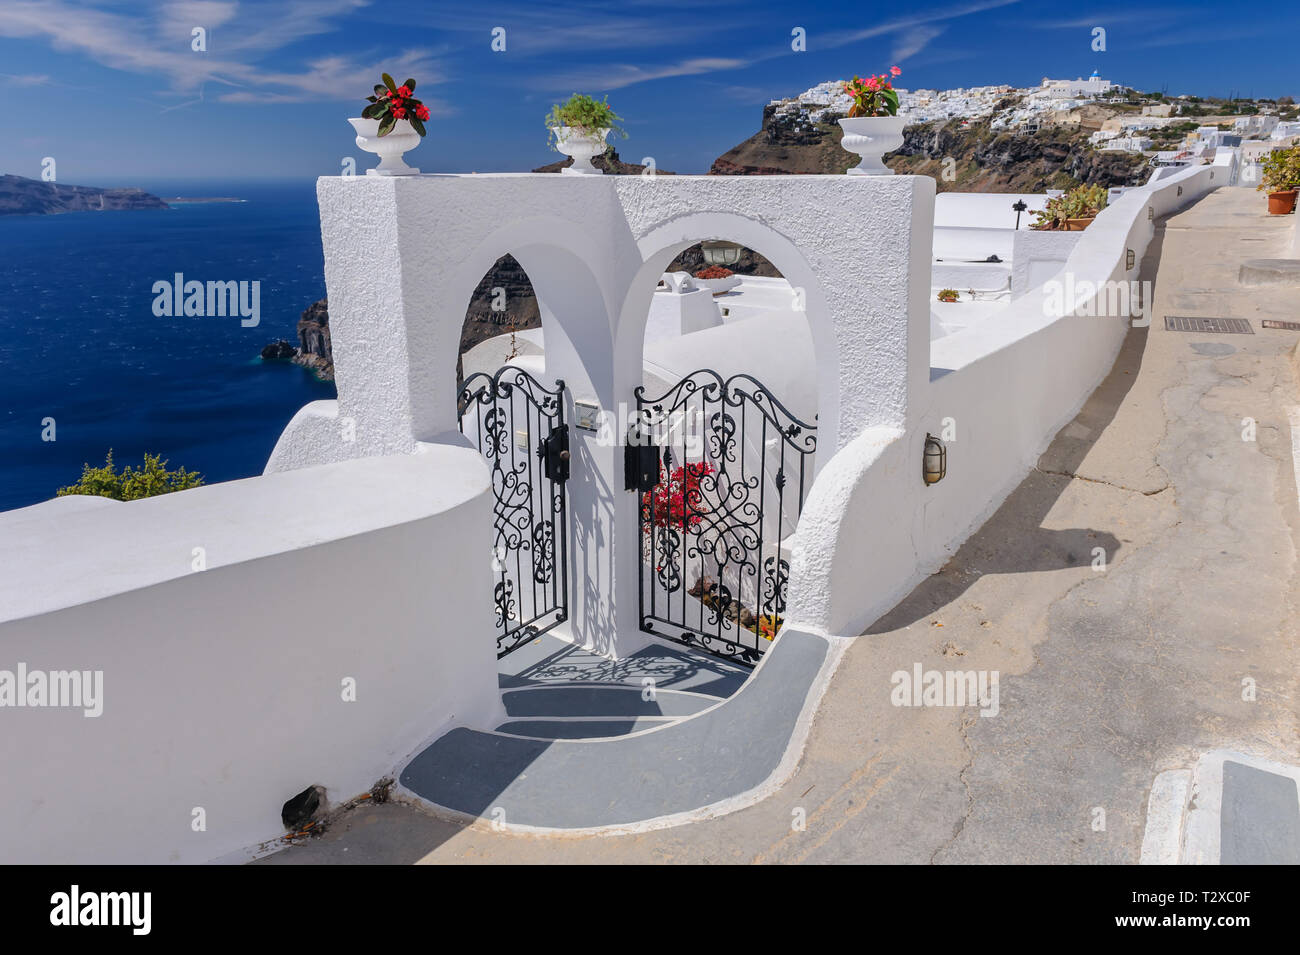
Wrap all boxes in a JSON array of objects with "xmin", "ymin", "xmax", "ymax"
[{"xmin": 263, "ymin": 188, "xmax": 1300, "ymax": 865}]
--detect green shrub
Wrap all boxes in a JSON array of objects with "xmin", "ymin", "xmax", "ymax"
[
  {"xmin": 545, "ymin": 93, "xmax": 626, "ymax": 150},
  {"xmin": 57, "ymin": 451, "xmax": 204, "ymax": 501},
  {"xmin": 1259, "ymin": 145, "xmax": 1300, "ymax": 193},
  {"xmin": 1031, "ymin": 183, "xmax": 1108, "ymax": 230}
]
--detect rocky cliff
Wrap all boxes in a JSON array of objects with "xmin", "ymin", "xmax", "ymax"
[
  {"xmin": 261, "ymin": 298, "xmax": 333, "ymax": 382},
  {"xmin": 709, "ymin": 107, "xmax": 1149, "ymax": 191},
  {"xmin": 710, "ymin": 104, "xmax": 859, "ymax": 176},
  {"xmin": 887, "ymin": 119, "xmax": 1150, "ymax": 192},
  {"xmin": 0, "ymin": 174, "xmax": 170, "ymax": 215}
]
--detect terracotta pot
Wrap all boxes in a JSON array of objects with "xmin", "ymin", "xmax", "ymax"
[
  {"xmin": 1267, "ymin": 189, "xmax": 1298, "ymax": 215},
  {"xmin": 1061, "ymin": 217, "xmax": 1096, "ymax": 231}
]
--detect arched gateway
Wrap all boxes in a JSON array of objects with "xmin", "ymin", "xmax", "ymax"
[{"xmin": 269, "ymin": 172, "xmax": 931, "ymax": 662}]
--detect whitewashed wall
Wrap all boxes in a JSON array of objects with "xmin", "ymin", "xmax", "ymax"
[
  {"xmin": 0, "ymin": 449, "xmax": 502, "ymax": 864},
  {"xmin": 1010, "ymin": 228, "xmax": 1085, "ymax": 298},
  {"xmin": 788, "ymin": 159, "xmax": 1229, "ymax": 636},
  {"xmin": 279, "ymin": 174, "xmax": 934, "ymax": 657}
]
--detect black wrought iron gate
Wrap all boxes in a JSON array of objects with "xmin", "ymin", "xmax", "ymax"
[
  {"xmin": 459, "ymin": 366, "xmax": 570, "ymax": 658},
  {"xmin": 632, "ymin": 370, "xmax": 817, "ymax": 666}
]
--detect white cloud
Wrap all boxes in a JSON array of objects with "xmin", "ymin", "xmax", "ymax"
[
  {"xmin": 0, "ymin": 0, "xmax": 448, "ymax": 108},
  {"xmin": 542, "ymin": 56, "xmax": 748, "ymax": 92},
  {"xmin": 891, "ymin": 26, "xmax": 944, "ymax": 62},
  {"xmin": 534, "ymin": 0, "xmax": 1020, "ymax": 93},
  {"xmin": 0, "ymin": 71, "xmax": 49, "ymax": 85},
  {"xmin": 821, "ymin": 0, "xmax": 1020, "ymax": 50}
]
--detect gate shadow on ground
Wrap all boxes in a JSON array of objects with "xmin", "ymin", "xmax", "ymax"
[
  {"xmin": 500, "ymin": 633, "xmax": 750, "ymax": 699},
  {"xmin": 868, "ymin": 233, "xmax": 1168, "ymax": 634}
]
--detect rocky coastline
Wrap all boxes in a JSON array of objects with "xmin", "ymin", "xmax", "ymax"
[
  {"xmin": 0, "ymin": 174, "xmax": 170, "ymax": 216},
  {"xmin": 261, "ymin": 298, "xmax": 333, "ymax": 382}
]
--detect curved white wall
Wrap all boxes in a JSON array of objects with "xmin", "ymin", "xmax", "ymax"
[
  {"xmin": 0, "ymin": 448, "xmax": 502, "ymax": 863},
  {"xmin": 788, "ymin": 159, "xmax": 1229, "ymax": 637}
]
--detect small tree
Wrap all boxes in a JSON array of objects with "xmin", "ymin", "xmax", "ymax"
[{"xmin": 57, "ymin": 451, "xmax": 204, "ymax": 501}]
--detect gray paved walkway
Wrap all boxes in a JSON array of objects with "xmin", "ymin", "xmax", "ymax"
[{"xmin": 261, "ymin": 188, "xmax": 1300, "ymax": 864}]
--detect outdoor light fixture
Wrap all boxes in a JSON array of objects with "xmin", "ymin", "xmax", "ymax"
[
  {"xmin": 1148, "ymin": 206, "xmax": 1154, "ymax": 220},
  {"xmin": 1126, "ymin": 248, "xmax": 1136, "ymax": 270},
  {"xmin": 1012, "ymin": 199, "xmax": 1027, "ymax": 230},
  {"xmin": 1177, "ymin": 185, "xmax": 1183, "ymax": 197},
  {"xmin": 701, "ymin": 240, "xmax": 743, "ymax": 266},
  {"xmin": 923, "ymin": 433, "xmax": 947, "ymax": 486}
]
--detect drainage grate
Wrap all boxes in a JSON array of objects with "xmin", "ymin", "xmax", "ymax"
[
  {"xmin": 1164, "ymin": 316, "xmax": 1254, "ymax": 335},
  {"xmin": 1261, "ymin": 320, "xmax": 1300, "ymax": 332}
]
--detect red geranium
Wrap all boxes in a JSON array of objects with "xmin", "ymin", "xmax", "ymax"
[
  {"xmin": 844, "ymin": 66, "xmax": 902, "ymax": 118},
  {"xmin": 361, "ymin": 73, "xmax": 431, "ymax": 137}
]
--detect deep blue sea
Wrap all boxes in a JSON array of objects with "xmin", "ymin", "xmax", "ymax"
[{"xmin": 0, "ymin": 179, "xmax": 336, "ymax": 513}]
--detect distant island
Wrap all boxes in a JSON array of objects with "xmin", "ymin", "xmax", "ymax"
[
  {"xmin": 0, "ymin": 174, "xmax": 170, "ymax": 216},
  {"xmin": 162, "ymin": 197, "xmax": 246, "ymax": 204}
]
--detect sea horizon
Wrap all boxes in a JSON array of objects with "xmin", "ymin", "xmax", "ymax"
[{"xmin": 0, "ymin": 178, "xmax": 335, "ymax": 512}]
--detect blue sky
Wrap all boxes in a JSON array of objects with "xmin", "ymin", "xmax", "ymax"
[{"xmin": 0, "ymin": 0, "xmax": 1292, "ymax": 182}]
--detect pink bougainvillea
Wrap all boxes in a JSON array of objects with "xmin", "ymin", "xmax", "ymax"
[{"xmin": 643, "ymin": 462, "xmax": 715, "ymax": 531}]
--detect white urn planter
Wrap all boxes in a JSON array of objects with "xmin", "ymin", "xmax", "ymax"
[
  {"xmin": 553, "ymin": 127, "xmax": 610, "ymax": 175},
  {"xmin": 838, "ymin": 116, "xmax": 905, "ymax": 176},
  {"xmin": 348, "ymin": 117, "xmax": 421, "ymax": 176}
]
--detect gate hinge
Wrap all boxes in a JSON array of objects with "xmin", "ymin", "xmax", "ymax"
[{"xmin": 540, "ymin": 424, "xmax": 570, "ymax": 483}]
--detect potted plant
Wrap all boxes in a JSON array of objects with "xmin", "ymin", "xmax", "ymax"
[
  {"xmin": 838, "ymin": 67, "xmax": 905, "ymax": 176},
  {"xmin": 545, "ymin": 93, "xmax": 626, "ymax": 175},
  {"xmin": 693, "ymin": 265, "xmax": 741, "ymax": 294},
  {"xmin": 1258, "ymin": 145, "xmax": 1300, "ymax": 215},
  {"xmin": 937, "ymin": 288, "xmax": 960, "ymax": 303},
  {"xmin": 1030, "ymin": 184, "xmax": 1108, "ymax": 231},
  {"xmin": 349, "ymin": 74, "xmax": 431, "ymax": 176}
]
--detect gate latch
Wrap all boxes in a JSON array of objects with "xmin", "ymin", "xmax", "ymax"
[
  {"xmin": 540, "ymin": 424, "xmax": 570, "ymax": 483},
  {"xmin": 624, "ymin": 424, "xmax": 661, "ymax": 494}
]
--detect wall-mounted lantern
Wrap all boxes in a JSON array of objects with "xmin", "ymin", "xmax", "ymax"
[
  {"xmin": 1126, "ymin": 248, "xmax": 1136, "ymax": 270},
  {"xmin": 701, "ymin": 240, "xmax": 743, "ymax": 267},
  {"xmin": 1177, "ymin": 185, "xmax": 1183, "ymax": 197},
  {"xmin": 923, "ymin": 433, "xmax": 947, "ymax": 486},
  {"xmin": 1148, "ymin": 206, "xmax": 1154, "ymax": 221}
]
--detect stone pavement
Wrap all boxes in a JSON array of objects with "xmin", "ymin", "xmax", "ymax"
[{"xmin": 262, "ymin": 188, "xmax": 1300, "ymax": 865}]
